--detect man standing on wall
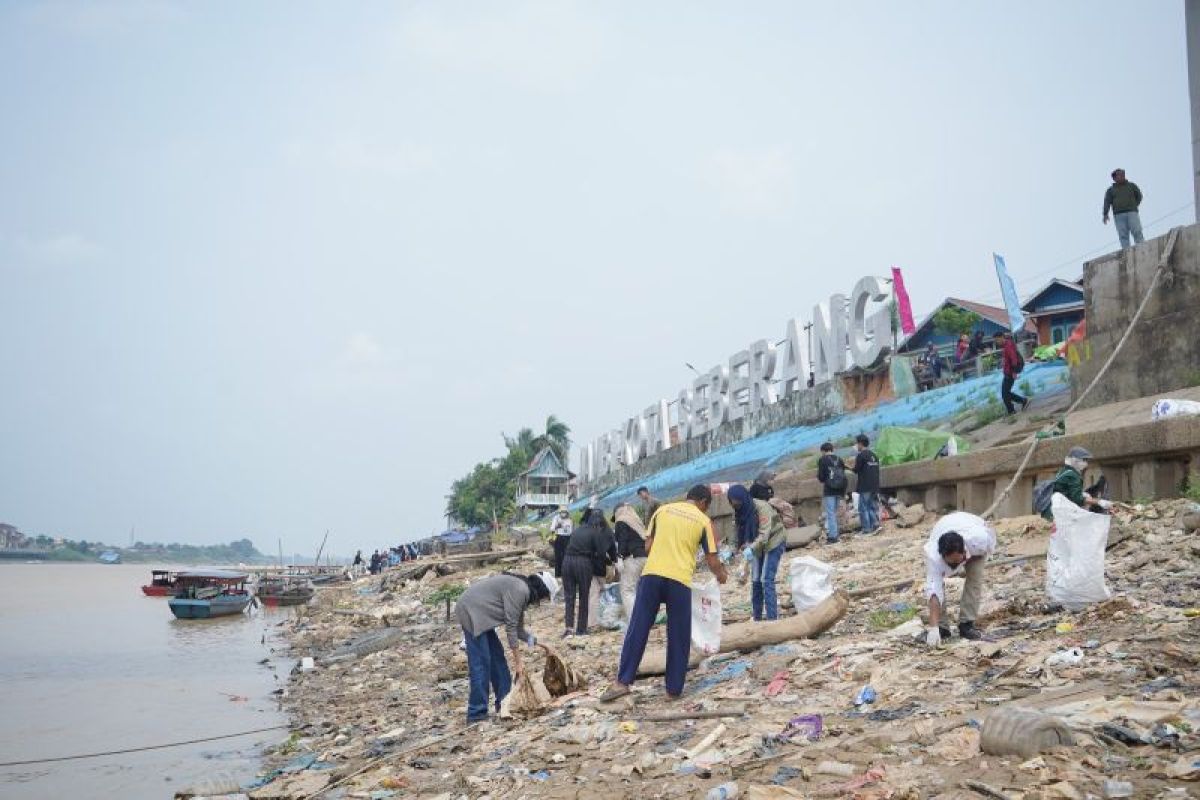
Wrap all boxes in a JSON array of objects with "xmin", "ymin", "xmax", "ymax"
[
  {"xmin": 601, "ymin": 484, "xmax": 728, "ymax": 702},
  {"xmin": 852, "ymin": 435, "xmax": 881, "ymax": 535},
  {"xmin": 636, "ymin": 486, "xmax": 661, "ymax": 526},
  {"xmin": 1102, "ymin": 168, "xmax": 1144, "ymax": 249},
  {"xmin": 994, "ymin": 332, "xmax": 1029, "ymax": 415}
]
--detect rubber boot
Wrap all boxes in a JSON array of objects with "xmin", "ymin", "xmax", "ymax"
[
  {"xmin": 938, "ymin": 625, "xmax": 951, "ymax": 640},
  {"xmin": 958, "ymin": 621, "xmax": 982, "ymax": 641}
]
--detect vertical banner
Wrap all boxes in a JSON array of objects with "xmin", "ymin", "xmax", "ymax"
[
  {"xmin": 992, "ymin": 253, "xmax": 1026, "ymax": 333},
  {"xmin": 890, "ymin": 266, "xmax": 916, "ymax": 336}
]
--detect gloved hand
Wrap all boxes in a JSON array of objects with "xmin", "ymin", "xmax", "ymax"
[
  {"xmin": 742, "ymin": 547, "xmax": 754, "ymax": 562},
  {"xmin": 926, "ymin": 626, "xmax": 942, "ymax": 648},
  {"xmin": 1097, "ymin": 499, "xmax": 1113, "ymax": 510}
]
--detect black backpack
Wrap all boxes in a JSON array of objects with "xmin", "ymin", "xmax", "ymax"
[
  {"xmin": 826, "ymin": 457, "xmax": 848, "ymax": 492},
  {"xmin": 1033, "ymin": 477, "xmax": 1056, "ymax": 515}
]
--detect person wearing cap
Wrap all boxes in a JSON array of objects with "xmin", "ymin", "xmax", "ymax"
[
  {"xmin": 923, "ymin": 512, "xmax": 996, "ymax": 646},
  {"xmin": 454, "ymin": 571, "xmax": 557, "ymax": 722},
  {"xmin": 1043, "ymin": 446, "xmax": 1112, "ymax": 520}
]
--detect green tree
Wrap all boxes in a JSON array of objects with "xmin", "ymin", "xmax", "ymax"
[{"xmin": 932, "ymin": 306, "xmax": 982, "ymax": 337}]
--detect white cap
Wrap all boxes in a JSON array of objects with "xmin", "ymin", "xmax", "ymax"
[{"xmin": 537, "ymin": 570, "xmax": 559, "ymax": 602}]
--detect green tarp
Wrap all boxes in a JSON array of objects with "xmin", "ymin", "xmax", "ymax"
[{"xmin": 875, "ymin": 426, "xmax": 970, "ymax": 466}]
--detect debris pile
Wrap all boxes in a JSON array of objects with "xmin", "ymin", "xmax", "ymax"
[{"xmin": 239, "ymin": 499, "xmax": 1199, "ymax": 799}]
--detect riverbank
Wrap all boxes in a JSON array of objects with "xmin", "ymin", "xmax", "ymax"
[{"xmin": 253, "ymin": 500, "xmax": 1200, "ymax": 799}]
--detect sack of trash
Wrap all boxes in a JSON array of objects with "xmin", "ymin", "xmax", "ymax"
[
  {"xmin": 597, "ymin": 582, "xmax": 623, "ymax": 630},
  {"xmin": 542, "ymin": 648, "xmax": 585, "ymax": 697},
  {"xmin": 690, "ymin": 574, "xmax": 722, "ymax": 654},
  {"xmin": 499, "ymin": 669, "xmax": 551, "ymax": 719},
  {"xmin": 1152, "ymin": 398, "xmax": 1200, "ymax": 421},
  {"xmin": 1045, "ymin": 493, "xmax": 1112, "ymax": 610},
  {"xmin": 789, "ymin": 556, "xmax": 835, "ymax": 611}
]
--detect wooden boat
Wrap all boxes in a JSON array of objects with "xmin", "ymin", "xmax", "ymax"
[
  {"xmin": 141, "ymin": 570, "xmax": 178, "ymax": 596},
  {"xmin": 168, "ymin": 570, "xmax": 252, "ymax": 619},
  {"xmin": 256, "ymin": 575, "xmax": 315, "ymax": 607}
]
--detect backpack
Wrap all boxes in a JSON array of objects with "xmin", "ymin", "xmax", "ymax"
[
  {"xmin": 826, "ymin": 457, "xmax": 848, "ymax": 492},
  {"xmin": 1013, "ymin": 350, "xmax": 1025, "ymax": 374},
  {"xmin": 1033, "ymin": 478, "xmax": 1055, "ymax": 515},
  {"xmin": 768, "ymin": 497, "xmax": 797, "ymax": 529}
]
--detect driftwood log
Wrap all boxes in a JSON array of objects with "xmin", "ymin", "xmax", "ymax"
[
  {"xmin": 636, "ymin": 589, "xmax": 850, "ymax": 676},
  {"xmin": 784, "ymin": 525, "xmax": 821, "ymax": 550}
]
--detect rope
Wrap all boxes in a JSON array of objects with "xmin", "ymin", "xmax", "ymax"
[
  {"xmin": 981, "ymin": 226, "xmax": 1181, "ymax": 520},
  {"xmin": 0, "ymin": 725, "xmax": 289, "ymax": 768}
]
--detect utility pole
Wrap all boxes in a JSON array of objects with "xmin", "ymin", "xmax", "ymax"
[{"xmin": 1188, "ymin": 0, "xmax": 1200, "ymax": 221}]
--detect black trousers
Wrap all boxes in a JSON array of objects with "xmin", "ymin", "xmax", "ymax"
[
  {"xmin": 561, "ymin": 555, "xmax": 594, "ymax": 634},
  {"xmin": 552, "ymin": 536, "xmax": 570, "ymax": 578},
  {"xmin": 1001, "ymin": 374, "xmax": 1026, "ymax": 414}
]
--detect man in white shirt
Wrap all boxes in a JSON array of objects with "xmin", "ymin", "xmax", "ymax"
[
  {"xmin": 550, "ymin": 509, "xmax": 574, "ymax": 579},
  {"xmin": 923, "ymin": 512, "xmax": 996, "ymax": 646}
]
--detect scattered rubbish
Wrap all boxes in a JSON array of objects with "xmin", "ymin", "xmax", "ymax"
[
  {"xmin": 300, "ymin": 657, "xmax": 315, "ymax": 671},
  {"xmin": 867, "ymin": 703, "xmax": 918, "ymax": 722},
  {"xmin": 788, "ymin": 556, "xmax": 835, "ymax": 611},
  {"xmin": 542, "ymin": 648, "xmax": 585, "ymax": 697},
  {"xmin": 1098, "ymin": 723, "xmax": 1150, "ymax": 746},
  {"xmin": 706, "ymin": 781, "xmax": 739, "ymax": 800},
  {"xmin": 530, "ymin": 770, "xmax": 549, "ymax": 782},
  {"xmin": 813, "ymin": 760, "xmax": 856, "ymax": 777},
  {"xmin": 1045, "ymin": 648, "xmax": 1084, "ymax": 667},
  {"xmin": 779, "ymin": 714, "xmax": 823, "ymax": 742},
  {"xmin": 1151, "ymin": 398, "xmax": 1200, "ymax": 420},
  {"xmin": 1046, "ymin": 494, "xmax": 1112, "ymax": 609},
  {"xmin": 981, "ymin": 707, "xmax": 1074, "ymax": 757},
  {"xmin": 764, "ymin": 670, "xmax": 789, "ymax": 697},
  {"xmin": 675, "ymin": 762, "xmax": 712, "ymax": 778},
  {"xmin": 1055, "ymin": 622, "xmax": 1075, "ymax": 634},
  {"xmin": 770, "ymin": 766, "xmax": 804, "ymax": 785},
  {"xmin": 498, "ymin": 670, "xmax": 551, "ymax": 719},
  {"xmin": 691, "ymin": 575, "xmax": 723, "ymax": 654},
  {"xmin": 692, "ymin": 659, "xmax": 752, "ymax": 692},
  {"xmin": 617, "ymin": 721, "xmax": 638, "ymax": 734},
  {"xmin": 1102, "ymin": 779, "xmax": 1134, "ymax": 798},
  {"xmin": 853, "ymin": 685, "xmax": 877, "ymax": 706}
]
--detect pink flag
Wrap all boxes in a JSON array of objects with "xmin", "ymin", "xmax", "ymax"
[{"xmin": 891, "ymin": 266, "xmax": 916, "ymax": 336}]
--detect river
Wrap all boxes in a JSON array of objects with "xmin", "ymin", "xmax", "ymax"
[{"xmin": 0, "ymin": 563, "xmax": 294, "ymax": 800}]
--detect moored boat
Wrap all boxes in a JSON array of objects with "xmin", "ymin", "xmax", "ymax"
[
  {"xmin": 141, "ymin": 570, "xmax": 178, "ymax": 597},
  {"xmin": 256, "ymin": 575, "xmax": 315, "ymax": 607},
  {"xmin": 98, "ymin": 550, "xmax": 121, "ymax": 564},
  {"xmin": 168, "ymin": 571, "xmax": 252, "ymax": 619}
]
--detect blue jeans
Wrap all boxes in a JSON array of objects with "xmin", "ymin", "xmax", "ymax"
[
  {"xmin": 1114, "ymin": 211, "xmax": 1143, "ymax": 249},
  {"xmin": 617, "ymin": 574, "xmax": 692, "ymax": 696},
  {"xmin": 858, "ymin": 492, "xmax": 880, "ymax": 533},
  {"xmin": 751, "ymin": 543, "xmax": 785, "ymax": 620},
  {"xmin": 822, "ymin": 495, "xmax": 840, "ymax": 542},
  {"xmin": 463, "ymin": 627, "xmax": 511, "ymax": 721}
]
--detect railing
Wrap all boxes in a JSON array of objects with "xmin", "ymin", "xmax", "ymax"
[{"xmin": 517, "ymin": 493, "xmax": 571, "ymax": 507}]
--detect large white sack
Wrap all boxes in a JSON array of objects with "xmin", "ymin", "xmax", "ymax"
[
  {"xmin": 690, "ymin": 575, "xmax": 722, "ymax": 654},
  {"xmin": 1152, "ymin": 398, "xmax": 1200, "ymax": 421},
  {"xmin": 788, "ymin": 556, "xmax": 835, "ymax": 612},
  {"xmin": 1045, "ymin": 493, "xmax": 1112, "ymax": 610}
]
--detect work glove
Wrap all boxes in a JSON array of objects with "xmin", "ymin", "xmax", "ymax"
[
  {"xmin": 925, "ymin": 626, "xmax": 942, "ymax": 648},
  {"xmin": 1097, "ymin": 499, "xmax": 1113, "ymax": 511},
  {"xmin": 742, "ymin": 547, "xmax": 754, "ymax": 563}
]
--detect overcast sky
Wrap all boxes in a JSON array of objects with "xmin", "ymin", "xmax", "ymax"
[{"xmin": 1, "ymin": 1, "xmax": 1192, "ymax": 556}]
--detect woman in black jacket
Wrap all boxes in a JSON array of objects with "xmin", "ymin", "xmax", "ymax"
[{"xmin": 561, "ymin": 509, "xmax": 616, "ymax": 636}]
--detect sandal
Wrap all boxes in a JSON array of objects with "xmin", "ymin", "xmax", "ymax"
[{"xmin": 599, "ymin": 684, "xmax": 631, "ymax": 703}]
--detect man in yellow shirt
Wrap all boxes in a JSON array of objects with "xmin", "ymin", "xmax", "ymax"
[{"xmin": 601, "ymin": 484, "xmax": 728, "ymax": 701}]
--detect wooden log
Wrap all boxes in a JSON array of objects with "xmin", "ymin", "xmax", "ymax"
[
  {"xmin": 636, "ymin": 590, "xmax": 850, "ymax": 677},
  {"xmin": 784, "ymin": 525, "xmax": 821, "ymax": 550}
]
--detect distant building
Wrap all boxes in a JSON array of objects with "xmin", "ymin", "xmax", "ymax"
[
  {"xmin": 515, "ymin": 446, "xmax": 574, "ymax": 514},
  {"xmin": 1021, "ymin": 278, "xmax": 1085, "ymax": 346},
  {"xmin": 900, "ymin": 297, "xmax": 1037, "ymax": 354},
  {"xmin": 0, "ymin": 523, "xmax": 26, "ymax": 549}
]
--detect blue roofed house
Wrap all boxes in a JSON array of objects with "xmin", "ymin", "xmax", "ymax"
[
  {"xmin": 515, "ymin": 446, "xmax": 575, "ymax": 515},
  {"xmin": 899, "ymin": 297, "xmax": 1037, "ymax": 355},
  {"xmin": 1020, "ymin": 278, "xmax": 1084, "ymax": 346}
]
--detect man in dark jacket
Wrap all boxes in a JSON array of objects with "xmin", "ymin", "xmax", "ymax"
[
  {"xmin": 1042, "ymin": 446, "xmax": 1112, "ymax": 520},
  {"xmin": 562, "ymin": 509, "xmax": 616, "ymax": 636},
  {"xmin": 817, "ymin": 441, "xmax": 847, "ymax": 543},
  {"xmin": 852, "ymin": 434, "xmax": 881, "ymax": 535},
  {"xmin": 1103, "ymin": 168, "xmax": 1144, "ymax": 249},
  {"xmin": 995, "ymin": 331, "xmax": 1028, "ymax": 415}
]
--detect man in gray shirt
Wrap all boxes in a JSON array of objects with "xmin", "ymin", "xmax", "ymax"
[
  {"xmin": 1102, "ymin": 168, "xmax": 1144, "ymax": 249},
  {"xmin": 455, "ymin": 571, "xmax": 556, "ymax": 722}
]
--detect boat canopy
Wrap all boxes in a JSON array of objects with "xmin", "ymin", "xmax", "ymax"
[{"xmin": 175, "ymin": 569, "xmax": 249, "ymax": 583}]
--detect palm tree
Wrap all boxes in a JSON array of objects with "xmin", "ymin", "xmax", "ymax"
[{"xmin": 537, "ymin": 415, "xmax": 571, "ymax": 462}]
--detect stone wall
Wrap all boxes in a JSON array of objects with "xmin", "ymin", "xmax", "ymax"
[{"xmin": 1071, "ymin": 224, "xmax": 1200, "ymax": 409}]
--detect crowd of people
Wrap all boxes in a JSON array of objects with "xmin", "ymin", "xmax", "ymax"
[{"xmin": 352, "ymin": 544, "xmax": 423, "ymax": 576}]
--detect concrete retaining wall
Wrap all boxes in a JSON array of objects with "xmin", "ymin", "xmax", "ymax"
[{"xmin": 1072, "ymin": 224, "xmax": 1200, "ymax": 409}]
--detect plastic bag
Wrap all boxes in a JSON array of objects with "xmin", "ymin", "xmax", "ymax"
[
  {"xmin": 690, "ymin": 575, "xmax": 722, "ymax": 654},
  {"xmin": 597, "ymin": 582, "xmax": 623, "ymax": 630},
  {"xmin": 542, "ymin": 648, "xmax": 586, "ymax": 697},
  {"xmin": 1152, "ymin": 398, "xmax": 1200, "ymax": 421},
  {"xmin": 788, "ymin": 556, "xmax": 834, "ymax": 611},
  {"xmin": 499, "ymin": 669, "xmax": 551, "ymax": 718},
  {"xmin": 1045, "ymin": 493, "xmax": 1111, "ymax": 610}
]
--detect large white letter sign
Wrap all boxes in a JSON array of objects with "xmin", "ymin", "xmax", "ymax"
[
  {"xmin": 811, "ymin": 295, "xmax": 847, "ymax": 381},
  {"xmin": 726, "ymin": 350, "xmax": 751, "ymax": 421},
  {"xmin": 705, "ymin": 365, "xmax": 730, "ymax": 429},
  {"xmin": 777, "ymin": 318, "xmax": 808, "ymax": 396},
  {"xmin": 748, "ymin": 338, "xmax": 778, "ymax": 412},
  {"xmin": 644, "ymin": 400, "xmax": 671, "ymax": 455},
  {"xmin": 849, "ymin": 276, "xmax": 891, "ymax": 368}
]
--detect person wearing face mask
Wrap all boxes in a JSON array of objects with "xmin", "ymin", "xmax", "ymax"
[
  {"xmin": 1043, "ymin": 446, "xmax": 1112, "ymax": 519},
  {"xmin": 923, "ymin": 512, "xmax": 996, "ymax": 646}
]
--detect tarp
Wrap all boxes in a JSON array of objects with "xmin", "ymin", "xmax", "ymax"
[{"xmin": 875, "ymin": 426, "xmax": 970, "ymax": 466}]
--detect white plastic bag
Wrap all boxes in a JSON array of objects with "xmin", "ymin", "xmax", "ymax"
[
  {"xmin": 690, "ymin": 575, "xmax": 722, "ymax": 654},
  {"xmin": 597, "ymin": 582, "xmax": 623, "ymax": 630},
  {"xmin": 1045, "ymin": 493, "xmax": 1112, "ymax": 610},
  {"xmin": 788, "ymin": 556, "xmax": 834, "ymax": 612},
  {"xmin": 1152, "ymin": 398, "xmax": 1200, "ymax": 421}
]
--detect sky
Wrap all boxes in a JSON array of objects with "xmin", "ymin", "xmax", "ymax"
[{"xmin": 1, "ymin": 1, "xmax": 1193, "ymax": 556}]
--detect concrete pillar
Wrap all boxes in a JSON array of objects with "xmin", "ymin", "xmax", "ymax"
[
  {"xmin": 993, "ymin": 477, "xmax": 1034, "ymax": 520},
  {"xmin": 957, "ymin": 480, "xmax": 995, "ymax": 514},
  {"xmin": 1105, "ymin": 464, "xmax": 1134, "ymax": 503},
  {"xmin": 1153, "ymin": 459, "xmax": 1189, "ymax": 499},
  {"xmin": 897, "ymin": 487, "xmax": 925, "ymax": 506},
  {"xmin": 1188, "ymin": 0, "xmax": 1200, "ymax": 221},
  {"xmin": 1130, "ymin": 461, "xmax": 1157, "ymax": 502},
  {"xmin": 925, "ymin": 484, "xmax": 957, "ymax": 513}
]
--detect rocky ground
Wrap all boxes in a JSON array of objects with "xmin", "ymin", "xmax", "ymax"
[{"xmin": 235, "ymin": 500, "xmax": 1199, "ymax": 800}]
